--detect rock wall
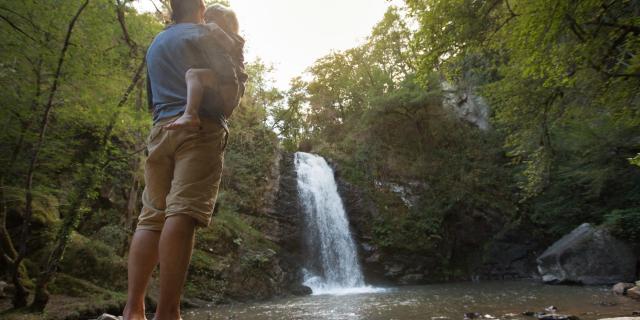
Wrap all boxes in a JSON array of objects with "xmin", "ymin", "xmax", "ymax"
[
  {"xmin": 334, "ymin": 167, "xmax": 539, "ymax": 285},
  {"xmin": 255, "ymin": 152, "xmax": 307, "ymax": 294}
]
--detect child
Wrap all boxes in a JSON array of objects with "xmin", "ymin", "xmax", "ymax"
[{"xmin": 164, "ymin": 4, "xmax": 248, "ymax": 131}]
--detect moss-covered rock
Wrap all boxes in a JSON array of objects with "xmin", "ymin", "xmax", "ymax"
[
  {"xmin": 183, "ymin": 210, "xmax": 292, "ymax": 302},
  {"xmin": 4, "ymin": 188, "xmax": 61, "ymax": 255},
  {"xmin": 56, "ymin": 233, "xmax": 127, "ymax": 291}
]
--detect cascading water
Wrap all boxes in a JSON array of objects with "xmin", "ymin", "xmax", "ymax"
[{"xmin": 295, "ymin": 152, "xmax": 383, "ymax": 295}]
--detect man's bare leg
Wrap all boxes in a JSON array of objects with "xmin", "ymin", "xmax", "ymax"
[
  {"xmin": 164, "ymin": 69, "xmax": 217, "ymax": 131},
  {"xmin": 123, "ymin": 230, "xmax": 161, "ymax": 320},
  {"xmin": 154, "ymin": 215, "xmax": 197, "ymax": 320}
]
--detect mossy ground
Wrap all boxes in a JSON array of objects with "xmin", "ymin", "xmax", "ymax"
[{"xmin": 0, "ymin": 274, "xmax": 126, "ymax": 320}]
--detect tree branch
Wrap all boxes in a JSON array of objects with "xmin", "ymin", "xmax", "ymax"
[
  {"xmin": 115, "ymin": 0, "xmax": 138, "ymax": 55},
  {"xmin": 0, "ymin": 14, "xmax": 37, "ymax": 42}
]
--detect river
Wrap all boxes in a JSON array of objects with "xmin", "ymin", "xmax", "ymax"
[{"xmin": 183, "ymin": 281, "xmax": 637, "ymax": 320}]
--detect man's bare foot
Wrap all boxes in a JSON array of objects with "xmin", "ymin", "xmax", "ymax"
[{"xmin": 163, "ymin": 114, "xmax": 201, "ymax": 130}]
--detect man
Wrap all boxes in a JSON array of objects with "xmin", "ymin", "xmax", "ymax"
[{"xmin": 123, "ymin": 0, "xmax": 239, "ymax": 319}]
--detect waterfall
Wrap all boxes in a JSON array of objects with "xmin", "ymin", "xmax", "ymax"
[{"xmin": 295, "ymin": 152, "xmax": 382, "ymax": 295}]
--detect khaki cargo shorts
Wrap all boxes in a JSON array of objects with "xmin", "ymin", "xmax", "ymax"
[{"xmin": 136, "ymin": 115, "xmax": 227, "ymax": 231}]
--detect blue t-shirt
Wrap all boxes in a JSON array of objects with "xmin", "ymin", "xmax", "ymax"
[{"xmin": 146, "ymin": 23, "xmax": 235, "ymax": 125}]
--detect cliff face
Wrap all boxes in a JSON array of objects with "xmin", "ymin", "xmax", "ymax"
[
  {"xmin": 249, "ymin": 152, "xmax": 307, "ymax": 294},
  {"xmin": 334, "ymin": 168, "xmax": 539, "ymax": 285}
]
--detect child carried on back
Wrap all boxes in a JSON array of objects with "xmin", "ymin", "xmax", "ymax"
[{"xmin": 165, "ymin": 4, "xmax": 248, "ymax": 130}]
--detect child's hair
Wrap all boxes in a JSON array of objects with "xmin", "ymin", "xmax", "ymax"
[{"xmin": 204, "ymin": 4, "xmax": 239, "ymax": 34}]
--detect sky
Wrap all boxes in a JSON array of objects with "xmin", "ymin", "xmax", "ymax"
[{"xmin": 132, "ymin": 0, "xmax": 401, "ymax": 88}]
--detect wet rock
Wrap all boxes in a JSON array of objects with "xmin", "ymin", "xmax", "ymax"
[
  {"xmin": 537, "ymin": 223, "xmax": 637, "ymax": 285},
  {"xmin": 597, "ymin": 318, "xmax": 640, "ymax": 320},
  {"xmin": 628, "ymin": 287, "xmax": 640, "ymax": 300},
  {"xmin": 366, "ymin": 252, "xmax": 381, "ymax": 263},
  {"xmin": 289, "ymin": 284, "xmax": 312, "ymax": 296},
  {"xmin": 385, "ymin": 264, "xmax": 405, "ymax": 277},
  {"xmin": 361, "ymin": 242, "xmax": 376, "ymax": 253},
  {"xmin": 613, "ymin": 283, "xmax": 635, "ymax": 295},
  {"xmin": 523, "ymin": 311, "xmax": 579, "ymax": 320},
  {"xmin": 545, "ymin": 306, "xmax": 558, "ymax": 313},
  {"xmin": 633, "ymin": 311, "xmax": 640, "ymax": 316},
  {"xmin": 536, "ymin": 313, "xmax": 579, "ymax": 320},
  {"xmin": 464, "ymin": 312, "xmax": 481, "ymax": 319}
]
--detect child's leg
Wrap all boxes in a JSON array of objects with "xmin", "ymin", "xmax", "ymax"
[{"xmin": 164, "ymin": 68, "xmax": 216, "ymax": 130}]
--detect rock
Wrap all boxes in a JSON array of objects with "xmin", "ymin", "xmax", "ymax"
[
  {"xmin": 465, "ymin": 312, "xmax": 481, "ymax": 319},
  {"xmin": 537, "ymin": 223, "xmax": 636, "ymax": 285},
  {"xmin": 523, "ymin": 311, "xmax": 578, "ymax": 320},
  {"xmin": 289, "ymin": 284, "xmax": 312, "ymax": 296},
  {"xmin": 365, "ymin": 252, "xmax": 381, "ymax": 263},
  {"xmin": 628, "ymin": 287, "xmax": 640, "ymax": 300},
  {"xmin": 545, "ymin": 306, "xmax": 558, "ymax": 313},
  {"xmin": 385, "ymin": 264, "xmax": 405, "ymax": 277},
  {"xmin": 536, "ymin": 314, "xmax": 579, "ymax": 320},
  {"xmin": 613, "ymin": 282, "xmax": 635, "ymax": 295},
  {"xmin": 597, "ymin": 318, "xmax": 640, "ymax": 320},
  {"xmin": 398, "ymin": 273, "xmax": 424, "ymax": 285},
  {"xmin": 633, "ymin": 312, "xmax": 640, "ymax": 316},
  {"xmin": 0, "ymin": 281, "xmax": 7, "ymax": 298}
]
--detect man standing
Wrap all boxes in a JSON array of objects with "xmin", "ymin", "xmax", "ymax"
[{"xmin": 123, "ymin": 0, "xmax": 237, "ymax": 319}]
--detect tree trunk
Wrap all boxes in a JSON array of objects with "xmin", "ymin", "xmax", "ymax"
[{"xmin": 31, "ymin": 41, "xmax": 146, "ymax": 312}]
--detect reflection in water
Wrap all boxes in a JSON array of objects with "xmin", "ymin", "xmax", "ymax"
[{"xmin": 184, "ymin": 281, "xmax": 637, "ymax": 320}]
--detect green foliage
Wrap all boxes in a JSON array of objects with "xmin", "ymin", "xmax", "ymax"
[
  {"xmin": 222, "ymin": 60, "xmax": 281, "ymax": 214},
  {"xmin": 405, "ymin": 0, "xmax": 640, "ymax": 237},
  {"xmin": 603, "ymin": 208, "xmax": 640, "ymax": 245},
  {"xmin": 631, "ymin": 154, "xmax": 640, "ymax": 167}
]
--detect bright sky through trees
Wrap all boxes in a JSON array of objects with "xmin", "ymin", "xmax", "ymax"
[{"xmin": 132, "ymin": 0, "xmax": 400, "ymax": 88}]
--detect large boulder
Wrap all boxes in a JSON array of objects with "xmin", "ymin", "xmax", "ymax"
[{"xmin": 537, "ymin": 223, "xmax": 636, "ymax": 285}]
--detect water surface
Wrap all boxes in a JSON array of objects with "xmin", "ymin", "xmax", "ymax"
[{"xmin": 184, "ymin": 281, "xmax": 638, "ymax": 320}]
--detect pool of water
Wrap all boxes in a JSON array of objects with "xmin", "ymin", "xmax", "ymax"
[{"xmin": 183, "ymin": 281, "xmax": 638, "ymax": 320}]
